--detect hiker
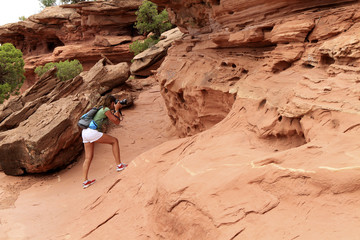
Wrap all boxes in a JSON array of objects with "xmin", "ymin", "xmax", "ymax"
[{"xmin": 81, "ymin": 95, "xmax": 127, "ymax": 189}]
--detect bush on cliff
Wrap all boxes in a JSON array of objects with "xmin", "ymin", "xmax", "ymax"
[
  {"xmin": 35, "ymin": 59, "xmax": 83, "ymax": 81},
  {"xmin": 39, "ymin": 0, "xmax": 57, "ymax": 8},
  {"xmin": 134, "ymin": 0, "xmax": 173, "ymax": 38},
  {"xmin": 0, "ymin": 43, "xmax": 25, "ymax": 103},
  {"xmin": 130, "ymin": 0, "xmax": 173, "ymax": 56},
  {"xmin": 39, "ymin": 0, "xmax": 91, "ymax": 7},
  {"xmin": 129, "ymin": 37, "xmax": 160, "ymax": 56}
]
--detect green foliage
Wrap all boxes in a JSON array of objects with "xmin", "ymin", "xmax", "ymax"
[
  {"xmin": 0, "ymin": 83, "xmax": 11, "ymax": 104},
  {"xmin": 34, "ymin": 62, "xmax": 56, "ymax": 77},
  {"xmin": 0, "ymin": 43, "xmax": 25, "ymax": 103},
  {"xmin": 35, "ymin": 59, "xmax": 83, "ymax": 81},
  {"xmin": 134, "ymin": 0, "xmax": 173, "ymax": 38},
  {"xmin": 129, "ymin": 0, "xmax": 173, "ymax": 56},
  {"xmin": 39, "ymin": 0, "xmax": 57, "ymax": 8},
  {"xmin": 56, "ymin": 60, "xmax": 83, "ymax": 81},
  {"xmin": 129, "ymin": 37, "xmax": 159, "ymax": 56},
  {"xmin": 41, "ymin": 0, "xmax": 98, "ymax": 8},
  {"xmin": 18, "ymin": 16, "xmax": 27, "ymax": 21}
]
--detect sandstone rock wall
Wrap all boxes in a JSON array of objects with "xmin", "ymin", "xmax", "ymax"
[
  {"xmin": 0, "ymin": 0, "xmax": 142, "ymax": 87},
  {"xmin": 152, "ymin": 0, "xmax": 360, "ymax": 136}
]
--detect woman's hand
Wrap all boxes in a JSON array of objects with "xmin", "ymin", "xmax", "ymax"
[{"xmin": 115, "ymin": 101, "xmax": 122, "ymax": 111}]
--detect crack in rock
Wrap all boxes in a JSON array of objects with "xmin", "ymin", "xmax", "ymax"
[{"xmin": 81, "ymin": 211, "xmax": 119, "ymax": 239}]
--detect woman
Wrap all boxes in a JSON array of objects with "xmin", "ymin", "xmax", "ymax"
[{"xmin": 81, "ymin": 95, "xmax": 127, "ymax": 189}]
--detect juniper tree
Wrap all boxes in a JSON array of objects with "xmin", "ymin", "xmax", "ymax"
[
  {"xmin": 0, "ymin": 43, "xmax": 25, "ymax": 103},
  {"xmin": 134, "ymin": 0, "xmax": 173, "ymax": 38},
  {"xmin": 39, "ymin": 0, "xmax": 57, "ymax": 8}
]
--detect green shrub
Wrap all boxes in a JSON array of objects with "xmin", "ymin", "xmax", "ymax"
[
  {"xmin": 56, "ymin": 60, "xmax": 83, "ymax": 81},
  {"xmin": 0, "ymin": 83, "xmax": 11, "ymax": 103},
  {"xmin": 129, "ymin": 1, "xmax": 173, "ymax": 57},
  {"xmin": 34, "ymin": 62, "xmax": 56, "ymax": 77},
  {"xmin": 0, "ymin": 43, "xmax": 25, "ymax": 103},
  {"xmin": 39, "ymin": 0, "xmax": 56, "ymax": 8},
  {"xmin": 40, "ymin": 0, "xmax": 94, "ymax": 7},
  {"xmin": 129, "ymin": 37, "xmax": 160, "ymax": 56},
  {"xmin": 134, "ymin": 0, "xmax": 173, "ymax": 38},
  {"xmin": 35, "ymin": 59, "xmax": 83, "ymax": 81}
]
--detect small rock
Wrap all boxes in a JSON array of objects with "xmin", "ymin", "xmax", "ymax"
[{"xmin": 323, "ymin": 86, "xmax": 332, "ymax": 91}]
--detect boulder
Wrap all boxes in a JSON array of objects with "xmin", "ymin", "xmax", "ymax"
[
  {"xmin": 0, "ymin": 97, "xmax": 84, "ymax": 175},
  {"xmin": 81, "ymin": 58, "xmax": 130, "ymax": 93},
  {"xmin": 130, "ymin": 28, "xmax": 184, "ymax": 76}
]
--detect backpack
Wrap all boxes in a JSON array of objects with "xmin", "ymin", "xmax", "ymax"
[{"xmin": 77, "ymin": 107, "xmax": 101, "ymax": 129}]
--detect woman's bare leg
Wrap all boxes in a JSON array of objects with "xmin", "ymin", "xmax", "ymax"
[
  {"xmin": 83, "ymin": 142, "xmax": 94, "ymax": 181},
  {"xmin": 96, "ymin": 133, "xmax": 121, "ymax": 165}
]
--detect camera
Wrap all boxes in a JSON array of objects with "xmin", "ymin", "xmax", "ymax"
[{"xmin": 115, "ymin": 99, "xmax": 127, "ymax": 105}]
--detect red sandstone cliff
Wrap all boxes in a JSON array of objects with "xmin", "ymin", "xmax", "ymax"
[
  {"xmin": 0, "ymin": 0, "xmax": 142, "ymax": 88},
  {"xmin": 1, "ymin": 0, "xmax": 360, "ymax": 239}
]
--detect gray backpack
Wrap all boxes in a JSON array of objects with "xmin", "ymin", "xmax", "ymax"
[{"xmin": 77, "ymin": 107, "xmax": 101, "ymax": 129}]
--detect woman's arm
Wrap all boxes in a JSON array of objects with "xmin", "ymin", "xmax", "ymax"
[{"xmin": 105, "ymin": 102, "xmax": 122, "ymax": 125}]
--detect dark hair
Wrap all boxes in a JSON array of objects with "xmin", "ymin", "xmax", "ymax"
[{"xmin": 103, "ymin": 95, "xmax": 116, "ymax": 109}]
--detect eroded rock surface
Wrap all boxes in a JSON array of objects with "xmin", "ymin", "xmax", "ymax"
[
  {"xmin": 0, "ymin": 0, "xmax": 142, "ymax": 87},
  {"xmin": 130, "ymin": 27, "xmax": 184, "ymax": 76},
  {"xmin": 154, "ymin": 0, "xmax": 360, "ymax": 136}
]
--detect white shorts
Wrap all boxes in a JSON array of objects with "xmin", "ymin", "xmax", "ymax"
[{"xmin": 82, "ymin": 128, "xmax": 103, "ymax": 143}]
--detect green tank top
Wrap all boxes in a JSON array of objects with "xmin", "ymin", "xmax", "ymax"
[{"xmin": 93, "ymin": 107, "xmax": 110, "ymax": 132}]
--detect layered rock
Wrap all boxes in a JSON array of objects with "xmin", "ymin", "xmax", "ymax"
[
  {"xmin": 130, "ymin": 27, "xmax": 184, "ymax": 76},
  {"xmin": 0, "ymin": 0, "xmax": 142, "ymax": 87},
  {"xmin": 152, "ymin": 0, "xmax": 360, "ymax": 136},
  {"xmin": 0, "ymin": 58, "xmax": 130, "ymax": 175}
]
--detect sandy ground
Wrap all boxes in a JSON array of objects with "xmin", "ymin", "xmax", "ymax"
[{"xmin": 0, "ymin": 84, "xmax": 178, "ymax": 240}]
